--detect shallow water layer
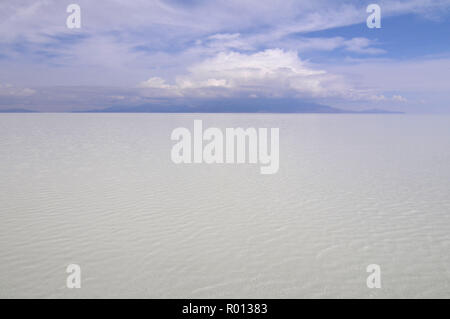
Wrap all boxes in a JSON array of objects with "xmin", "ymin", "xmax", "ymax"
[{"xmin": 0, "ymin": 113, "xmax": 449, "ymax": 298}]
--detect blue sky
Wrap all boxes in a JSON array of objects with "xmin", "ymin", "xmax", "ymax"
[{"xmin": 0, "ymin": 0, "xmax": 449, "ymax": 112}]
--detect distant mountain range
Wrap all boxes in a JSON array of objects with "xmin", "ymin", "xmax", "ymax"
[
  {"xmin": 0, "ymin": 100, "xmax": 403, "ymax": 114},
  {"xmin": 0, "ymin": 108, "xmax": 39, "ymax": 113},
  {"xmin": 73, "ymin": 99, "xmax": 404, "ymax": 114},
  {"xmin": 358, "ymin": 108, "xmax": 404, "ymax": 114}
]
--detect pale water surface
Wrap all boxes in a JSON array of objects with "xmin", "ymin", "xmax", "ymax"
[{"xmin": 0, "ymin": 114, "xmax": 449, "ymax": 298}]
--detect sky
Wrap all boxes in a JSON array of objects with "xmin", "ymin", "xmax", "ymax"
[{"xmin": 0, "ymin": 0, "xmax": 449, "ymax": 112}]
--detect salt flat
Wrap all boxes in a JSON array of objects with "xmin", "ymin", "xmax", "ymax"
[{"xmin": 0, "ymin": 113, "xmax": 449, "ymax": 298}]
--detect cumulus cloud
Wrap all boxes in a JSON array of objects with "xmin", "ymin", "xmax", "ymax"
[{"xmin": 140, "ymin": 49, "xmax": 360, "ymax": 99}]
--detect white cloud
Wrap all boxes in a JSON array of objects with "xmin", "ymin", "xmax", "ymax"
[
  {"xmin": 392, "ymin": 95, "xmax": 407, "ymax": 102},
  {"xmin": 139, "ymin": 49, "xmax": 375, "ymax": 100},
  {"xmin": 139, "ymin": 77, "xmax": 173, "ymax": 89},
  {"xmin": 266, "ymin": 36, "xmax": 385, "ymax": 55},
  {"xmin": 343, "ymin": 38, "xmax": 386, "ymax": 55},
  {"xmin": 0, "ymin": 84, "xmax": 36, "ymax": 96}
]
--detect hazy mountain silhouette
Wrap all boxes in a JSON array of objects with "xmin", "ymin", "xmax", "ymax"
[
  {"xmin": 75, "ymin": 98, "xmax": 403, "ymax": 114},
  {"xmin": 0, "ymin": 108, "xmax": 39, "ymax": 113}
]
